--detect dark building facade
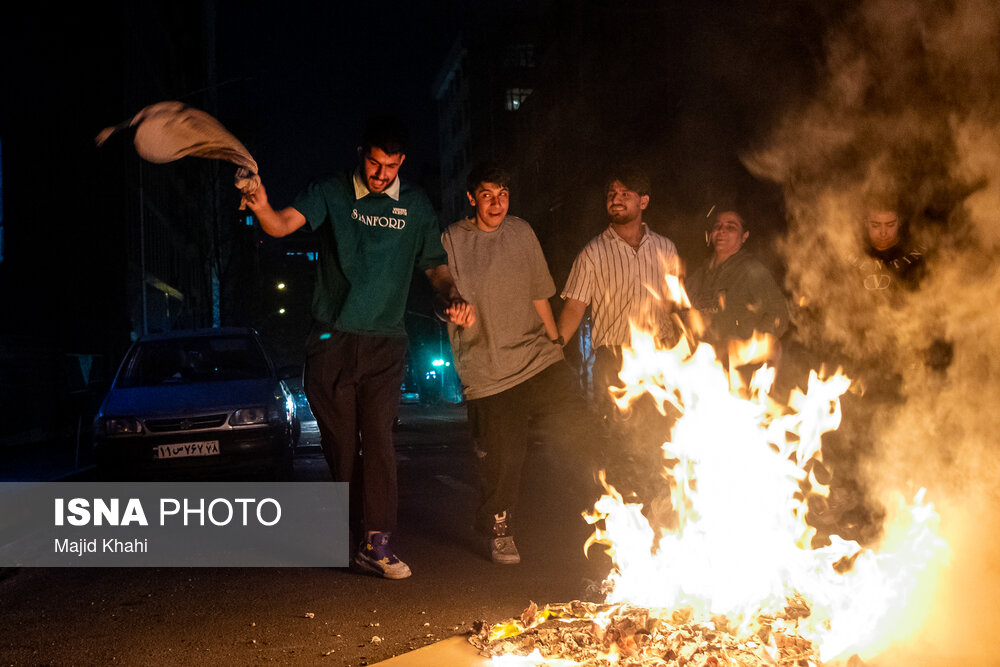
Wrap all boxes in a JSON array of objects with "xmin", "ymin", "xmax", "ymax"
[
  {"xmin": 432, "ymin": 11, "xmax": 545, "ymax": 225},
  {"xmin": 0, "ymin": 2, "xmax": 262, "ymax": 446}
]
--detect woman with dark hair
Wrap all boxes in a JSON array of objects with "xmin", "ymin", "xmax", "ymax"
[{"xmin": 686, "ymin": 210, "xmax": 789, "ymax": 356}]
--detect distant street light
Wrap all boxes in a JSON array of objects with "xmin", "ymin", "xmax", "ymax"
[
  {"xmin": 276, "ymin": 282, "xmax": 286, "ymax": 290},
  {"xmin": 278, "ymin": 308, "xmax": 286, "ymax": 315}
]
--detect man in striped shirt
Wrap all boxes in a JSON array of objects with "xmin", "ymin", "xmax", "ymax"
[{"xmin": 558, "ymin": 166, "xmax": 681, "ymax": 421}]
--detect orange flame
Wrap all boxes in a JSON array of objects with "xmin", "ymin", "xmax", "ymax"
[{"xmin": 586, "ymin": 325, "xmax": 949, "ymax": 663}]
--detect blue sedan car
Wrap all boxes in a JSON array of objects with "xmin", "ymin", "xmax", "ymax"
[{"xmin": 94, "ymin": 328, "xmax": 298, "ymax": 480}]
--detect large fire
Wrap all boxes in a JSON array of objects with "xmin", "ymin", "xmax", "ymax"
[{"xmin": 472, "ymin": 320, "xmax": 949, "ymax": 665}]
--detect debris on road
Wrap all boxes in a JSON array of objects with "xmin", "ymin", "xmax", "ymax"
[{"xmin": 471, "ymin": 600, "xmax": 824, "ymax": 666}]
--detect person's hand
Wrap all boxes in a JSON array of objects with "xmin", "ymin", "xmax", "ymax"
[
  {"xmin": 242, "ymin": 183, "xmax": 269, "ymax": 212},
  {"xmin": 446, "ymin": 300, "xmax": 476, "ymax": 327}
]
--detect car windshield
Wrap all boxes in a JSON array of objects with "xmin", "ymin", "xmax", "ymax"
[{"xmin": 117, "ymin": 335, "xmax": 271, "ymax": 387}]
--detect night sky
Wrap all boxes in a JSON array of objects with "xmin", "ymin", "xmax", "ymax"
[
  {"xmin": 0, "ymin": 0, "xmax": 475, "ymax": 195},
  {"xmin": 210, "ymin": 1, "xmax": 474, "ymax": 201}
]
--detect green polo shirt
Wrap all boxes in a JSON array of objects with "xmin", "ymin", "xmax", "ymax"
[{"xmin": 292, "ymin": 170, "xmax": 446, "ymax": 335}]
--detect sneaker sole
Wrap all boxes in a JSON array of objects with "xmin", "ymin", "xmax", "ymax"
[{"xmin": 492, "ymin": 554, "xmax": 521, "ymax": 565}]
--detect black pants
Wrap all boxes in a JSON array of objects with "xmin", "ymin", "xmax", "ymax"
[
  {"xmin": 593, "ymin": 345, "xmax": 678, "ymax": 515},
  {"xmin": 304, "ymin": 328, "xmax": 408, "ymax": 534},
  {"xmin": 466, "ymin": 361, "xmax": 607, "ymax": 534},
  {"xmin": 593, "ymin": 345, "xmax": 626, "ymax": 422}
]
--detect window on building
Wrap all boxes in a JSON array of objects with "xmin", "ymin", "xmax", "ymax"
[
  {"xmin": 504, "ymin": 44, "xmax": 536, "ymax": 68},
  {"xmin": 505, "ymin": 88, "xmax": 533, "ymax": 111}
]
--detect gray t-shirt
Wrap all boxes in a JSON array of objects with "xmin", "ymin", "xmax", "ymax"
[{"xmin": 442, "ymin": 216, "xmax": 564, "ymax": 400}]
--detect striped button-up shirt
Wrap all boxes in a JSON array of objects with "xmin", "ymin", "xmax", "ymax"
[{"xmin": 561, "ymin": 224, "xmax": 681, "ymax": 347}]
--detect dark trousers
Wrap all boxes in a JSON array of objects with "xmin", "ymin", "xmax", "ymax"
[
  {"xmin": 593, "ymin": 344, "xmax": 677, "ymax": 520},
  {"xmin": 304, "ymin": 328, "xmax": 408, "ymax": 534},
  {"xmin": 466, "ymin": 360, "xmax": 607, "ymax": 534},
  {"xmin": 593, "ymin": 345, "xmax": 625, "ymax": 421}
]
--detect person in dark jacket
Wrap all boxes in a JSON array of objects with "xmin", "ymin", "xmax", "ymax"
[{"xmin": 686, "ymin": 210, "xmax": 789, "ymax": 360}]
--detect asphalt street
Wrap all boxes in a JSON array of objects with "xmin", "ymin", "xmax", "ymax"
[{"xmin": 0, "ymin": 403, "xmax": 614, "ymax": 666}]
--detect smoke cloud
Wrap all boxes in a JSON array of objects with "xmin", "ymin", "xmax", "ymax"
[{"xmin": 745, "ymin": 0, "xmax": 1000, "ymax": 662}]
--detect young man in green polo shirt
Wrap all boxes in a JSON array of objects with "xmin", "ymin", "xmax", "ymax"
[{"xmin": 245, "ymin": 116, "xmax": 473, "ymax": 579}]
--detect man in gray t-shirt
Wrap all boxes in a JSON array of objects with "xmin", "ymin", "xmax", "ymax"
[{"xmin": 442, "ymin": 164, "xmax": 606, "ymax": 566}]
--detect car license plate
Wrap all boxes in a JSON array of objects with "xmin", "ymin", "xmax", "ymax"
[{"xmin": 152, "ymin": 441, "xmax": 221, "ymax": 459}]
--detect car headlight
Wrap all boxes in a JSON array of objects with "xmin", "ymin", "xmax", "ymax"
[
  {"xmin": 101, "ymin": 417, "xmax": 142, "ymax": 436},
  {"xmin": 231, "ymin": 407, "xmax": 268, "ymax": 426}
]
